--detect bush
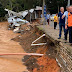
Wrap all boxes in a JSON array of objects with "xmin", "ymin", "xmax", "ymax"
[{"xmin": 0, "ymin": 4, "xmax": 6, "ymax": 17}]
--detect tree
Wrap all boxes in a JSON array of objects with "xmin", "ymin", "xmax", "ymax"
[
  {"xmin": 0, "ymin": 0, "xmax": 68, "ymax": 14},
  {"xmin": 0, "ymin": 3, "xmax": 6, "ymax": 17},
  {"xmin": 45, "ymin": 0, "xmax": 68, "ymax": 14}
]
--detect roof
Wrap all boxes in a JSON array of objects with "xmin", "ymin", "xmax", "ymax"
[{"xmin": 35, "ymin": 6, "xmax": 42, "ymax": 10}]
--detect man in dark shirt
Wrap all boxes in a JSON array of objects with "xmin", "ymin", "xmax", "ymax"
[{"xmin": 58, "ymin": 7, "xmax": 65, "ymax": 39}]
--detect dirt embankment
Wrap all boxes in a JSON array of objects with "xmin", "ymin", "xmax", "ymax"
[{"xmin": 13, "ymin": 24, "xmax": 60, "ymax": 72}]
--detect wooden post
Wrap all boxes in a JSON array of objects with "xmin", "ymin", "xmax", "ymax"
[
  {"xmin": 30, "ymin": 13, "xmax": 32, "ymax": 23},
  {"xmin": 57, "ymin": 1, "xmax": 60, "ymax": 13},
  {"xmin": 58, "ymin": 5, "xmax": 59, "ymax": 13},
  {"xmin": 43, "ymin": 0, "xmax": 45, "ymax": 18},
  {"xmin": 71, "ymin": 0, "xmax": 72, "ymax": 4},
  {"xmin": 42, "ymin": 0, "xmax": 45, "ymax": 25},
  {"xmin": 9, "ymin": 0, "xmax": 12, "ymax": 10},
  {"xmin": 68, "ymin": 0, "xmax": 70, "ymax": 6}
]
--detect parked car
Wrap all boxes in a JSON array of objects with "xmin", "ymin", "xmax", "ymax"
[{"xmin": 50, "ymin": 14, "xmax": 56, "ymax": 21}]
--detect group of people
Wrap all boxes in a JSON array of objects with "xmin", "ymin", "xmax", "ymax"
[
  {"xmin": 54, "ymin": 5, "xmax": 72, "ymax": 45},
  {"xmin": 41, "ymin": 6, "xmax": 72, "ymax": 45}
]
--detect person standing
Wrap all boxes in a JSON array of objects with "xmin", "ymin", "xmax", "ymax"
[
  {"xmin": 66, "ymin": 5, "xmax": 72, "ymax": 45},
  {"xmin": 54, "ymin": 13, "xmax": 58, "ymax": 29},
  {"xmin": 47, "ymin": 13, "xmax": 50, "ymax": 25},
  {"xmin": 62, "ymin": 6, "xmax": 70, "ymax": 41},
  {"xmin": 58, "ymin": 7, "xmax": 65, "ymax": 39},
  {"xmin": 41, "ymin": 14, "xmax": 43, "ymax": 18}
]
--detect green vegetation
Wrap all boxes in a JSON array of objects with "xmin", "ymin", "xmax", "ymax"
[
  {"xmin": 0, "ymin": 0, "xmax": 43, "ymax": 12},
  {"xmin": 0, "ymin": 0, "xmax": 71, "ymax": 18},
  {"xmin": 0, "ymin": 3, "xmax": 6, "ymax": 17}
]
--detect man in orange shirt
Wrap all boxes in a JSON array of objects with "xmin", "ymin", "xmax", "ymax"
[{"xmin": 66, "ymin": 5, "xmax": 72, "ymax": 44}]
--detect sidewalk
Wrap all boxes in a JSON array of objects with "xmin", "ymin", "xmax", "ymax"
[{"xmin": 37, "ymin": 23, "xmax": 72, "ymax": 54}]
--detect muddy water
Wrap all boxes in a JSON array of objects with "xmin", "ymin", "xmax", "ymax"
[{"xmin": 0, "ymin": 22, "xmax": 28, "ymax": 72}]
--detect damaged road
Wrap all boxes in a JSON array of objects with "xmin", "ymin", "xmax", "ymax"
[
  {"xmin": 0, "ymin": 21, "xmax": 60, "ymax": 72},
  {"xmin": 13, "ymin": 22, "xmax": 60, "ymax": 72},
  {"xmin": 0, "ymin": 22, "xmax": 28, "ymax": 72}
]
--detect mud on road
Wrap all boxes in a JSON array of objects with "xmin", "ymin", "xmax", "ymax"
[{"xmin": 0, "ymin": 22, "xmax": 28, "ymax": 72}]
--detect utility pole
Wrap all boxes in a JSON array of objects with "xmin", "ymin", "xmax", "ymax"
[
  {"xmin": 71, "ymin": 0, "xmax": 72, "ymax": 4},
  {"xmin": 42, "ymin": 0, "xmax": 46, "ymax": 25},
  {"xmin": 42, "ymin": 0, "xmax": 45, "ymax": 18},
  {"xmin": 58, "ymin": 5, "xmax": 59, "ymax": 13},
  {"xmin": 9, "ymin": 0, "xmax": 12, "ymax": 10},
  {"xmin": 57, "ymin": 1, "xmax": 60, "ymax": 13},
  {"xmin": 68, "ymin": 0, "xmax": 70, "ymax": 6}
]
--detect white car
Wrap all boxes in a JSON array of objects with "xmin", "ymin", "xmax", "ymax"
[
  {"xmin": 8, "ymin": 16, "xmax": 29, "ymax": 27},
  {"xmin": 50, "ymin": 14, "xmax": 56, "ymax": 21}
]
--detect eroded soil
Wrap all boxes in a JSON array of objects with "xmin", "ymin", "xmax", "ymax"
[
  {"xmin": 13, "ymin": 23, "xmax": 60, "ymax": 72},
  {"xmin": 0, "ymin": 22, "xmax": 28, "ymax": 72}
]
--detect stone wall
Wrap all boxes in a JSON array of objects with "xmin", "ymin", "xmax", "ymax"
[{"xmin": 57, "ymin": 42, "xmax": 72, "ymax": 72}]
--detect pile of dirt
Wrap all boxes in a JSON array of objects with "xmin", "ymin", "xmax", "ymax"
[
  {"xmin": 23, "ymin": 56, "xmax": 39, "ymax": 71},
  {"xmin": 22, "ymin": 45, "xmax": 60, "ymax": 72},
  {"xmin": 19, "ymin": 30, "xmax": 46, "ymax": 53},
  {"xmin": 33, "ymin": 55, "xmax": 60, "ymax": 72},
  {"xmin": 36, "ymin": 46, "xmax": 47, "ymax": 54},
  {"xmin": 32, "ymin": 18, "xmax": 42, "ymax": 25}
]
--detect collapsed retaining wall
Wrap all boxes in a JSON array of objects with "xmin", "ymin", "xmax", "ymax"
[
  {"xmin": 35, "ymin": 26, "xmax": 72, "ymax": 72},
  {"xmin": 13, "ymin": 26, "xmax": 60, "ymax": 72},
  {"xmin": 13, "ymin": 24, "xmax": 72, "ymax": 72},
  {"xmin": 58, "ymin": 42, "xmax": 72, "ymax": 72}
]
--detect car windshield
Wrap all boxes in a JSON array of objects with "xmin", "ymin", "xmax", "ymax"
[{"xmin": 52, "ymin": 14, "xmax": 56, "ymax": 17}]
